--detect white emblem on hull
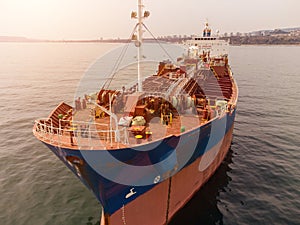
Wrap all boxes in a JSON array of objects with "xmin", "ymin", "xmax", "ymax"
[
  {"xmin": 125, "ymin": 188, "xmax": 137, "ymax": 199},
  {"xmin": 154, "ymin": 175, "xmax": 161, "ymax": 184}
]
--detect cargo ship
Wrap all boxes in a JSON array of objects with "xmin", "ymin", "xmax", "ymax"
[{"xmin": 33, "ymin": 1, "xmax": 238, "ymax": 224}]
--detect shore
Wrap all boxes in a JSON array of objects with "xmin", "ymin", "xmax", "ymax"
[{"xmin": 1, "ymin": 36, "xmax": 300, "ymax": 45}]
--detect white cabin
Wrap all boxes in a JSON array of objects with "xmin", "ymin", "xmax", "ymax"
[{"xmin": 185, "ymin": 22, "xmax": 229, "ymax": 57}]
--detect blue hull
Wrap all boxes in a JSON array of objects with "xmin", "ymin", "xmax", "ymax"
[{"xmin": 43, "ymin": 109, "xmax": 236, "ymax": 215}]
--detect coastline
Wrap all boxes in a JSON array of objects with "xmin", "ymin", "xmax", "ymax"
[{"xmin": 1, "ymin": 38, "xmax": 300, "ymax": 46}]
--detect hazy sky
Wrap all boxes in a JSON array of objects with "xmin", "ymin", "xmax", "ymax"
[{"xmin": 0, "ymin": 0, "xmax": 299, "ymax": 39}]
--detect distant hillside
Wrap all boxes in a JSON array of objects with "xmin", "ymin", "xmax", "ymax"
[
  {"xmin": 227, "ymin": 35, "xmax": 300, "ymax": 45},
  {"xmin": 0, "ymin": 36, "xmax": 39, "ymax": 42},
  {"xmin": 1, "ymin": 26, "xmax": 300, "ymax": 45},
  {"xmin": 272, "ymin": 27, "xmax": 300, "ymax": 33},
  {"xmin": 227, "ymin": 27, "xmax": 300, "ymax": 45}
]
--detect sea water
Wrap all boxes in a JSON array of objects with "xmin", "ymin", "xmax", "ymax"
[{"xmin": 0, "ymin": 43, "xmax": 299, "ymax": 225}]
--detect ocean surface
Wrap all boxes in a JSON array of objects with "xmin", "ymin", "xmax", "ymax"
[{"xmin": 0, "ymin": 43, "xmax": 299, "ymax": 225}]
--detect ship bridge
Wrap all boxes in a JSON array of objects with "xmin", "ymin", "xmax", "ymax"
[{"xmin": 185, "ymin": 22, "xmax": 229, "ymax": 57}]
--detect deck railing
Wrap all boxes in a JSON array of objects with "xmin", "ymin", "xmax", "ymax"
[{"xmin": 34, "ymin": 118, "xmax": 129, "ymax": 150}]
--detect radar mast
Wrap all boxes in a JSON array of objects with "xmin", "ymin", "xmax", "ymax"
[{"xmin": 131, "ymin": 0, "xmax": 150, "ymax": 92}]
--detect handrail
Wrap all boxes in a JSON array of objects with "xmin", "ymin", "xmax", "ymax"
[
  {"xmin": 35, "ymin": 117, "xmax": 53, "ymax": 133},
  {"xmin": 34, "ymin": 118, "xmax": 129, "ymax": 150}
]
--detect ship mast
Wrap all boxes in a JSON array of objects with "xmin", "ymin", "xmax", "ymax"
[
  {"xmin": 132, "ymin": 0, "xmax": 150, "ymax": 92},
  {"xmin": 137, "ymin": 0, "xmax": 143, "ymax": 92}
]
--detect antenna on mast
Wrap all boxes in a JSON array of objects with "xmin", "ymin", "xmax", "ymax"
[{"xmin": 131, "ymin": 0, "xmax": 150, "ymax": 92}]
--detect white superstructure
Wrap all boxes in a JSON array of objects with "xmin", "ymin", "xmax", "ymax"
[{"xmin": 185, "ymin": 22, "xmax": 229, "ymax": 57}]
